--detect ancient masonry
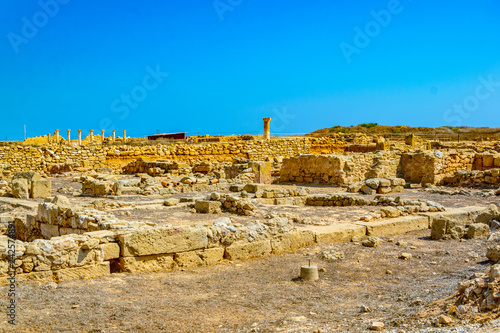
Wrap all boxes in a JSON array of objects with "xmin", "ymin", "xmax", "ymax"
[{"xmin": 2, "ymin": 130, "xmax": 500, "ymax": 284}]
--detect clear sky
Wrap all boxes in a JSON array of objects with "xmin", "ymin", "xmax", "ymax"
[{"xmin": 1, "ymin": 0, "xmax": 500, "ymax": 140}]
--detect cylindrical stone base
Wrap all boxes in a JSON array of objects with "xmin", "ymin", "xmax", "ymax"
[{"xmin": 300, "ymin": 265, "xmax": 319, "ymax": 281}]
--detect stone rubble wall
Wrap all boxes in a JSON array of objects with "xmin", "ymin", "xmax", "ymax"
[
  {"xmin": 0, "ymin": 137, "xmax": 352, "ymax": 175},
  {"xmin": 280, "ymin": 151, "xmax": 402, "ymax": 185},
  {"xmin": 281, "ymin": 150, "xmax": 500, "ymax": 186}
]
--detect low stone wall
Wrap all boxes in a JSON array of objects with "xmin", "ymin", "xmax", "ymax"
[
  {"xmin": 0, "ymin": 232, "xmax": 116, "ymax": 282},
  {"xmin": 442, "ymin": 169, "xmax": 500, "ymax": 187},
  {"xmin": 2, "ymin": 199, "xmax": 497, "ymax": 284},
  {"xmin": 19, "ymin": 197, "xmax": 148, "ymax": 242}
]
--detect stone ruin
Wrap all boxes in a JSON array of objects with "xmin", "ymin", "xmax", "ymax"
[{"xmin": 2, "ymin": 131, "xmax": 500, "ymax": 293}]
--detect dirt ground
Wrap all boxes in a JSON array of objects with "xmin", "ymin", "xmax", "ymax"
[{"xmin": 2, "ymin": 229, "xmax": 500, "ymax": 333}]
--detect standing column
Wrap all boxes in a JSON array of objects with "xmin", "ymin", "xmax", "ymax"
[
  {"xmin": 112, "ymin": 130, "xmax": 116, "ymax": 142},
  {"xmin": 55, "ymin": 129, "xmax": 60, "ymax": 141},
  {"xmin": 101, "ymin": 129, "xmax": 105, "ymax": 141},
  {"xmin": 78, "ymin": 129, "xmax": 82, "ymax": 145},
  {"xmin": 123, "ymin": 130, "xmax": 126, "ymax": 142},
  {"xmin": 67, "ymin": 129, "xmax": 71, "ymax": 143},
  {"xmin": 89, "ymin": 129, "xmax": 94, "ymax": 142},
  {"xmin": 263, "ymin": 117, "xmax": 271, "ymax": 140},
  {"xmin": 47, "ymin": 133, "xmax": 51, "ymax": 143}
]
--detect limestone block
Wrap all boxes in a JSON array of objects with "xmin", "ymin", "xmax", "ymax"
[
  {"xmin": 119, "ymin": 226, "xmax": 209, "ymax": 257},
  {"xmin": 377, "ymin": 186, "xmax": 391, "ymax": 194},
  {"xmin": 40, "ymin": 223, "xmax": 59, "ymax": 239},
  {"xmin": 195, "ymin": 200, "xmax": 221, "ymax": 214},
  {"xmin": 467, "ymin": 223, "xmax": 489, "ymax": 239},
  {"xmin": 99, "ymin": 243, "xmax": 120, "ymax": 260},
  {"xmin": 0, "ymin": 271, "xmax": 53, "ymax": 285},
  {"xmin": 357, "ymin": 216, "xmax": 429, "ymax": 237},
  {"xmin": 31, "ymin": 180, "xmax": 51, "ymax": 198},
  {"xmin": 271, "ymin": 231, "xmax": 315, "ymax": 254},
  {"xmin": 224, "ymin": 239, "xmax": 272, "ymax": 260},
  {"xmin": 12, "ymin": 178, "xmax": 29, "ymax": 199},
  {"xmin": 243, "ymin": 183, "xmax": 268, "ymax": 193},
  {"xmin": 307, "ymin": 223, "xmax": 366, "ymax": 243},
  {"xmin": 53, "ymin": 262, "xmax": 110, "ymax": 282},
  {"xmin": 119, "ymin": 254, "xmax": 174, "ymax": 273},
  {"xmin": 164, "ymin": 198, "xmax": 179, "ymax": 206},
  {"xmin": 380, "ymin": 207, "xmax": 401, "ymax": 218},
  {"xmin": 360, "ymin": 185, "xmax": 376, "ymax": 195},
  {"xmin": 484, "ymin": 155, "xmax": 494, "ymax": 167}
]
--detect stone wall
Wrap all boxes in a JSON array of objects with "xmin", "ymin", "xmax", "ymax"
[
  {"xmin": 401, "ymin": 151, "xmax": 484, "ymax": 185},
  {"xmin": 0, "ymin": 137, "xmax": 351, "ymax": 175},
  {"xmin": 280, "ymin": 151, "xmax": 401, "ymax": 185}
]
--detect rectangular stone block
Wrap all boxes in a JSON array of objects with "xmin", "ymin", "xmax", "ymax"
[
  {"xmin": 31, "ymin": 180, "xmax": 52, "ymax": 199},
  {"xmin": 119, "ymin": 254, "xmax": 174, "ymax": 273},
  {"xmin": 271, "ymin": 230, "xmax": 315, "ymax": 254},
  {"xmin": 54, "ymin": 262, "xmax": 110, "ymax": 282},
  {"xmin": 307, "ymin": 223, "xmax": 366, "ymax": 243},
  {"xmin": 0, "ymin": 271, "xmax": 53, "ymax": 285},
  {"xmin": 243, "ymin": 183, "xmax": 268, "ymax": 193},
  {"xmin": 83, "ymin": 230, "xmax": 118, "ymax": 243},
  {"xmin": 419, "ymin": 208, "xmax": 472, "ymax": 225},
  {"xmin": 356, "ymin": 216, "xmax": 429, "ymax": 236},
  {"xmin": 100, "ymin": 243, "xmax": 120, "ymax": 260},
  {"xmin": 119, "ymin": 226, "xmax": 209, "ymax": 257},
  {"xmin": 224, "ymin": 239, "xmax": 272, "ymax": 260},
  {"xmin": 256, "ymin": 198, "xmax": 274, "ymax": 205},
  {"xmin": 40, "ymin": 223, "xmax": 59, "ymax": 239},
  {"xmin": 194, "ymin": 200, "xmax": 221, "ymax": 214}
]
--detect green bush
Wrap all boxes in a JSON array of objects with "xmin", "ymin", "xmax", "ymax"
[{"xmin": 359, "ymin": 123, "xmax": 378, "ymax": 129}]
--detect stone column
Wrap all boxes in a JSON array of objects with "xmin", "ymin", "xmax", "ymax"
[
  {"xmin": 55, "ymin": 129, "xmax": 60, "ymax": 141},
  {"xmin": 67, "ymin": 129, "xmax": 71, "ymax": 143},
  {"xmin": 263, "ymin": 117, "xmax": 271, "ymax": 140},
  {"xmin": 112, "ymin": 130, "xmax": 116, "ymax": 142},
  {"xmin": 123, "ymin": 130, "xmax": 126, "ymax": 142},
  {"xmin": 78, "ymin": 130, "xmax": 82, "ymax": 145},
  {"xmin": 89, "ymin": 129, "xmax": 94, "ymax": 142},
  {"xmin": 47, "ymin": 133, "xmax": 51, "ymax": 143},
  {"xmin": 101, "ymin": 129, "xmax": 105, "ymax": 141}
]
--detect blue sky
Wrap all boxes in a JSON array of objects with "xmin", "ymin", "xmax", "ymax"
[{"xmin": 1, "ymin": 0, "xmax": 500, "ymax": 140}]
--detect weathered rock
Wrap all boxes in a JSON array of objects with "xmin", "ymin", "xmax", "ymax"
[
  {"xmin": 164, "ymin": 198, "xmax": 179, "ymax": 206},
  {"xmin": 362, "ymin": 236, "xmax": 380, "ymax": 247},
  {"xmin": 467, "ymin": 223, "xmax": 489, "ymax": 239},
  {"xmin": 380, "ymin": 207, "xmax": 401, "ymax": 218},
  {"xmin": 119, "ymin": 226, "xmax": 209, "ymax": 257},
  {"xmin": 12, "ymin": 178, "xmax": 29, "ymax": 199},
  {"xmin": 195, "ymin": 200, "xmax": 222, "ymax": 214},
  {"xmin": 431, "ymin": 215, "xmax": 457, "ymax": 240}
]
